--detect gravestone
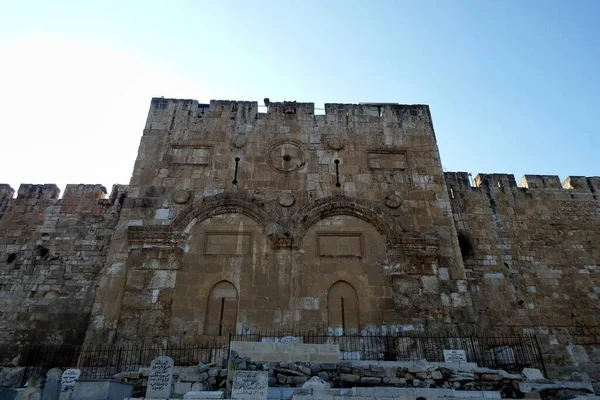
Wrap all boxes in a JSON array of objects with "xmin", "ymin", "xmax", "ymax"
[
  {"xmin": 60, "ymin": 369, "xmax": 81, "ymax": 392},
  {"xmin": 41, "ymin": 369, "xmax": 62, "ymax": 400},
  {"xmin": 146, "ymin": 356, "xmax": 174, "ymax": 399},
  {"xmin": 231, "ymin": 371, "xmax": 268, "ymax": 400},
  {"xmin": 443, "ymin": 349, "xmax": 467, "ymax": 363}
]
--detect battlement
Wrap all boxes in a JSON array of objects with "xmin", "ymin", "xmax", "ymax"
[
  {"xmin": 0, "ymin": 184, "xmax": 14, "ymax": 201},
  {"xmin": 445, "ymin": 172, "xmax": 600, "ymax": 192},
  {"xmin": 147, "ymin": 97, "xmax": 431, "ymax": 123},
  {"xmin": 16, "ymin": 184, "xmax": 61, "ymax": 199},
  {"xmin": 0, "ymin": 183, "xmax": 122, "ymax": 201}
]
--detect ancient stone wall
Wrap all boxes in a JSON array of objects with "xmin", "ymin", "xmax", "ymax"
[
  {"xmin": 0, "ymin": 183, "xmax": 124, "ymax": 349},
  {"xmin": 445, "ymin": 172, "xmax": 600, "ymax": 377},
  {"xmin": 85, "ymin": 98, "xmax": 470, "ymax": 345},
  {"xmin": 1, "ymin": 97, "xmax": 599, "ymax": 378}
]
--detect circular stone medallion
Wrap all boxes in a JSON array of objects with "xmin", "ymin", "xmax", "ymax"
[
  {"xmin": 232, "ymin": 135, "xmax": 248, "ymax": 148},
  {"xmin": 327, "ymin": 137, "xmax": 344, "ymax": 150},
  {"xmin": 172, "ymin": 190, "xmax": 191, "ymax": 204},
  {"xmin": 267, "ymin": 141, "xmax": 304, "ymax": 172},
  {"xmin": 384, "ymin": 194, "xmax": 402, "ymax": 209},
  {"xmin": 278, "ymin": 192, "xmax": 295, "ymax": 207}
]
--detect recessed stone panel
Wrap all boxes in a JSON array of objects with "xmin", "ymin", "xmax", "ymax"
[
  {"xmin": 168, "ymin": 145, "xmax": 211, "ymax": 165},
  {"xmin": 204, "ymin": 232, "xmax": 252, "ymax": 255},
  {"xmin": 367, "ymin": 151, "xmax": 407, "ymax": 170},
  {"xmin": 318, "ymin": 233, "xmax": 363, "ymax": 257}
]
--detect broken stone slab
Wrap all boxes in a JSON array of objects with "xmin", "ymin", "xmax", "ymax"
[
  {"xmin": 273, "ymin": 367, "xmax": 308, "ymax": 377},
  {"xmin": 339, "ymin": 373, "xmax": 360, "ymax": 382},
  {"xmin": 569, "ymin": 397, "xmax": 600, "ymax": 400},
  {"xmin": 174, "ymin": 380, "xmax": 192, "ymax": 395},
  {"xmin": 113, "ymin": 371, "xmax": 141, "ymax": 380},
  {"xmin": 287, "ymin": 376, "xmax": 308, "ymax": 385},
  {"xmin": 499, "ymin": 370, "xmax": 523, "ymax": 380},
  {"xmin": 301, "ymin": 376, "xmax": 330, "ymax": 389},
  {"xmin": 369, "ymin": 365, "xmax": 386, "ymax": 376},
  {"xmin": 481, "ymin": 373, "xmax": 503, "ymax": 381},
  {"xmin": 473, "ymin": 367, "xmax": 504, "ymax": 374},
  {"xmin": 518, "ymin": 381, "xmax": 595, "ymax": 394},
  {"xmin": 448, "ymin": 375, "xmax": 475, "ymax": 382},
  {"xmin": 183, "ymin": 391, "xmax": 224, "ymax": 399},
  {"xmin": 522, "ymin": 368, "xmax": 545, "ymax": 381},
  {"xmin": 407, "ymin": 365, "xmax": 427, "ymax": 373},
  {"xmin": 319, "ymin": 363, "xmax": 337, "ymax": 371},
  {"xmin": 360, "ymin": 376, "xmax": 382, "ymax": 384}
]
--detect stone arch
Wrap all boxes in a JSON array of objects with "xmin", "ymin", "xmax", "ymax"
[
  {"xmin": 291, "ymin": 196, "xmax": 403, "ymax": 248},
  {"xmin": 327, "ymin": 280, "xmax": 360, "ymax": 334},
  {"xmin": 204, "ymin": 280, "xmax": 238, "ymax": 336},
  {"xmin": 170, "ymin": 193, "xmax": 289, "ymax": 247}
]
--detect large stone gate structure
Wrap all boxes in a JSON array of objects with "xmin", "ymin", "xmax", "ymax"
[{"xmin": 0, "ymin": 98, "xmax": 599, "ymax": 376}]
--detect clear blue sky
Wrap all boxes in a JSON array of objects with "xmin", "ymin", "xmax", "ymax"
[{"xmin": 1, "ymin": 0, "xmax": 598, "ymax": 194}]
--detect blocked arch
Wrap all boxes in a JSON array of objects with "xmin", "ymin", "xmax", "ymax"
[
  {"xmin": 205, "ymin": 280, "xmax": 238, "ymax": 336},
  {"xmin": 170, "ymin": 193, "xmax": 285, "ymax": 245},
  {"xmin": 290, "ymin": 196, "xmax": 403, "ymax": 247},
  {"xmin": 327, "ymin": 280, "xmax": 360, "ymax": 334}
]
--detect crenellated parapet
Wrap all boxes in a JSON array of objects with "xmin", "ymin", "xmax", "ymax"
[
  {"xmin": 445, "ymin": 172, "xmax": 600, "ymax": 193},
  {"xmin": 0, "ymin": 182, "xmax": 126, "ymax": 349},
  {"xmin": 144, "ymin": 97, "xmax": 433, "ymax": 132},
  {"xmin": 444, "ymin": 170, "xmax": 600, "ymax": 376}
]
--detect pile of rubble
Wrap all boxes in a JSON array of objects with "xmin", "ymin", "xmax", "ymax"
[
  {"xmin": 114, "ymin": 359, "xmax": 229, "ymax": 397},
  {"xmin": 229, "ymin": 354, "xmax": 522, "ymax": 393},
  {"xmin": 227, "ymin": 352, "xmax": 597, "ymax": 399},
  {"xmin": 109, "ymin": 354, "xmax": 598, "ymax": 399}
]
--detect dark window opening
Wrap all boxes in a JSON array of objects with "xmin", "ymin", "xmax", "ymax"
[{"xmin": 457, "ymin": 232, "xmax": 473, "ymax": 259}]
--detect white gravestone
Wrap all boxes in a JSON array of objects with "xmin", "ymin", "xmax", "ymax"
[
  {"xmin": 443, "ymin": 349, "xmax": 467, "ymax": 363},
  {"xmin": 231, "ymin": 371, "xmax": 268, "ymax": 400},
  {"xmin": 42, "ymin": 368, "xmax": 62, "ymax": 400},
  {"xmin": 146, "ymin": 356, "xmax": 174, "ymax": 399},
  {"xmin": 60, "ymin": 368, "xmax": 81, "ymax": 391}
]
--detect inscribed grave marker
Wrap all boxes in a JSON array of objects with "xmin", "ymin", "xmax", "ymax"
[
  {"xmin": 61, "ymin": 368, "xmax": 81, "ymax": 391},
  {"xmin": 231, "ymin": 371, "xmax": 268, "ymax": 400},
  {"xmin": 146, "ymin": 356, "xmax": 174, "ymax": 398},
  {"xmin": 443, "ymin": 349, "xmax": 467, "ymax": 363}
]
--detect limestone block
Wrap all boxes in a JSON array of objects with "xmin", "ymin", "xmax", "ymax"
[{"xmin": 174, "ymin": 381, "xmax": 192, "ymax": 395}]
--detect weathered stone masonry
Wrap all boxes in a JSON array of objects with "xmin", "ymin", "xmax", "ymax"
[
  {"xmin": 0, "ymin": 98, "xmax": 598, "ymax": 377},
  {"xmin": 0, "ymin": 183, "xmax": 124, "ymax": 346}
]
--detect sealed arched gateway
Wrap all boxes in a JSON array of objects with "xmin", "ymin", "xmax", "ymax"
[
  {"xmin": 327, "ymin": 280, "xmax": 360, "ymax": 335},
  {"xmin": 205, "ymin": 281, "xmax": 238, "ymax": 336}
]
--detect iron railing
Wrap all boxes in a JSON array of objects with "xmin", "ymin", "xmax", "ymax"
[
  {"xmin": 6, "ymin": 332, "xmax": 545, "ymax": 386},
  {"xmin": 15, "ymin": 337, "xmax": 230, "ymax": 386},
  {"xmin": 230, "ymin": 332, "xmax": 545, "ymax": 374}
]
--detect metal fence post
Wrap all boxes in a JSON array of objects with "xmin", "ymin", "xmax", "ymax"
[{"xmin": 115, "ymin": 347, "xmax": 123, "ymax": 376}]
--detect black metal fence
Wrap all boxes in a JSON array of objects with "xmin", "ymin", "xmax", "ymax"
[
  {"xmin": 230, "ymin": 332, "xmax": 545, "ymax": 374},
  {"xmin": 9, "ymin": 332, "xmax": 545, "ymax": 386},
  {"xmin": 16, "ymin": 337, "xmax": 230, "ymax": 386}
]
